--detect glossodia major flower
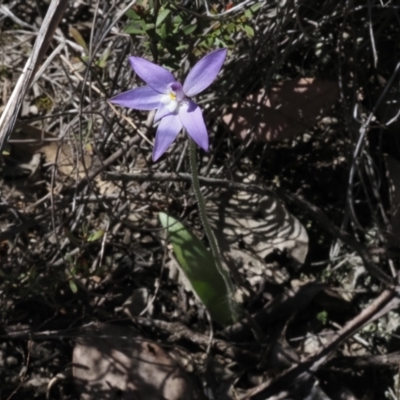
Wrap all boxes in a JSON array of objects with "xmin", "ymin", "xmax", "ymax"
[{"xmin": 110, "ymin": 49, "xmax": 227, "ymax": 161}]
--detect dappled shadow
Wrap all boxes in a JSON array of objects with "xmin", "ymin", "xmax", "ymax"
[
  {"xmin": 208, "ymin": 189, "xmax": 309, "ymax": 268},
  {"xmin": 73, "ymin": 324, "xmax": 206, "ymax": 400}
]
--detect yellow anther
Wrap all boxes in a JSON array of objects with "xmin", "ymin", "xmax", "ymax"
[{"xmin": 169, "ymin": 92, "xmax": 177, "ymax": 100}]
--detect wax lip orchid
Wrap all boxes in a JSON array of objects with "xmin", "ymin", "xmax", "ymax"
[{"xmin": 110, "ymin": 49, "xmax": 227, "ymax": 161}]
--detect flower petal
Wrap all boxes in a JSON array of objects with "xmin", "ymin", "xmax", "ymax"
[
  {"xmin": 153, "ymin": 113, "xmax": 182, "ymax": 161},
  {"xmin": 183, "ymin": 49, "xmax": 227, "ymax": 97},
  {"xmin": 179, "ymin": 100, "xmax": 208, "ymax": 151},
  {"xmin": 110, "ymin": 86, "xmax": 162, "ymax": 110},
  {"xmin": 129, "ymin": 57, "xmax": 176, "ymax": 93},
  {"xmin": 154, "ymin": 104, "xmax": 173, "ymax": 121},
  {"xmin": 170, "ymin": 82, "xmax": 185, "ymax": 101}
]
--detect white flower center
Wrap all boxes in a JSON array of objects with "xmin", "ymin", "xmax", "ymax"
[
  {"xmin": 161, "ymin": 88, "xmax": 186, "ymax": 113},
  {"xmin": 159, "ymin": 82, "xmax": 188, "ymax": 114},
  {"xmin": 159, "ymin": 93, "xmax": 177, "ymax": 112}
]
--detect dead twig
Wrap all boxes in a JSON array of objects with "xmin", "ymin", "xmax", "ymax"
[{"xmin": 243, "ymin": 288, "xmax": 400, "ymax": 399}]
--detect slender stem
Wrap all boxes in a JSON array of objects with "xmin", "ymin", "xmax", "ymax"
[{"xmin": 188, "ymin": 139, "xmax": 238, "ymax": 318}]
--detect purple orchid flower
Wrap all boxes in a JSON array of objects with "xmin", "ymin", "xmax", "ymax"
[{"xmin": 110, "ymin": 49, "xmax": 227, "ymax": 161}]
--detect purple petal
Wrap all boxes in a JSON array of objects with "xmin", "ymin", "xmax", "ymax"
[
  {"xmin": 179, "ymin": 100, "xmax": 208, "ymax": 151},
  {"xmin": 183, "ymin": 49, "xmax": 227, "ymax": 97},
  {"xmin": 129, "ymin": 57, "xmax": 175, "ymax": 93},
  {"xmin": 170, "ymin": 82, "xmax": 185, "ymax": 101},
  {"xmin": 110, "ymin": 86, "xmax": 161, "ymax": 110},
  {"xmin": 154, "ymin": 104, "xmax": 172, "ymax": 121},
  {"xmin": 153, "ymin": 113, "xmax": 182, "ymax": 161}
]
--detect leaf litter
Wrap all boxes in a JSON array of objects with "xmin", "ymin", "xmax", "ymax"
[{"xmin": 1, "ymin": 1, "xmax": 400, "ymax": 400}]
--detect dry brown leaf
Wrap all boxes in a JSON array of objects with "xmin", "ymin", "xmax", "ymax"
[
  {"xmin": 223, "ymin": 78, "xmax": 339, "ymax": 142},
  {"xmin": 40, "ymin": 142, "xmax": 92, "ymax": 177},
  {"xmin": 9, "ymin": 123, "xmax": 118, "ymax": 194},
  {"xmin": 9, "ymin": 124, "xmax": 92, "ymax": 178},
  {"xmin": 208, "ymin": 183, "xmax": 309, "ymax": 274},
  {"xmin": 73, "ymin": 324, "xmax": 206, "ymax": 400}
]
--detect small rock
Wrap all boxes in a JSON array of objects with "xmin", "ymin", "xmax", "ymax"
[{"xmin": 29, "ymin": 105, "xmax": 39, "ymax": 115}]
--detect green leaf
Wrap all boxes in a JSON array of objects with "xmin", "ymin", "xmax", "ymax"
[
  {"xmin": 317, "ymin": 310, "xmax": 328, "ymax": 325},
  {"xmin": 87, "ymin": 229, "xmax": 105, "ymax": 242},
  {"xmin": 126, "ymin": 9, "xmax": 141, "ymax": 20},
  {"xmin": 69, "ymin": 280, "xmax": 78, "ymax": 294},
  {"xmin": 226, "ymin": 22, "xmax": 236, "ymax": 34},
  {"xmin": 176, "ymin": 44, "xmax": 188, "ymax": 51},
  {"xmin": 156, "ymin": 8, "xmax": 170, "ymax": 27},
  {"xmin": 124, "ymin": 22, "xmax": 144, "ymax": 35},
  {"xmin": 159, "ymin": 23, "xmax": 167, "ymax": 39},
  {"xmin": 144, "ymin": 22, "xmax": 155, "ymax": 31},
  {"xmin": 159, "ymin": 213, "xmax": 239, "ymax": 326},
  {"xmin": 243, "ymin": 24, "xmax": 255, "ymax": 38},
  {"xmin": 206, "ymin": 36, "xmax": 214, "ymax": 47},
  {"xmin": 174, "ymin": 14, "xmax": 183, "ymax": 25},
  {"xmin": 250, "ymin": 3, "xmax": 263, "ymax": 13},
  {"xmin": 182, "ymin": 23, "xmax": 197, "ymax": 35},
  {"xmin": 69, "ymin": 26, "xmax": 88, "ymax": 53},
  {"xmin": 97, "ymin": 46, "xmax": 111, "ymax": 68}
]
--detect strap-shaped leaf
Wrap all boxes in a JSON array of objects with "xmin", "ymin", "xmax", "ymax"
[{"xmin": 159, "ymin": 213, "xmax": 237, "ymax": 326}]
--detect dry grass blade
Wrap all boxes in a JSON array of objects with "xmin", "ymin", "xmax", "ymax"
[{"xmin": 0, "ymin": 0, "xmax": 69, "ymax": 151}]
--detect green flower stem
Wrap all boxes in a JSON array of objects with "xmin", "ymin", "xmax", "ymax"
[{"xmin": 188, "ymin": 138, "xmax": 238, "ymax": 321}]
